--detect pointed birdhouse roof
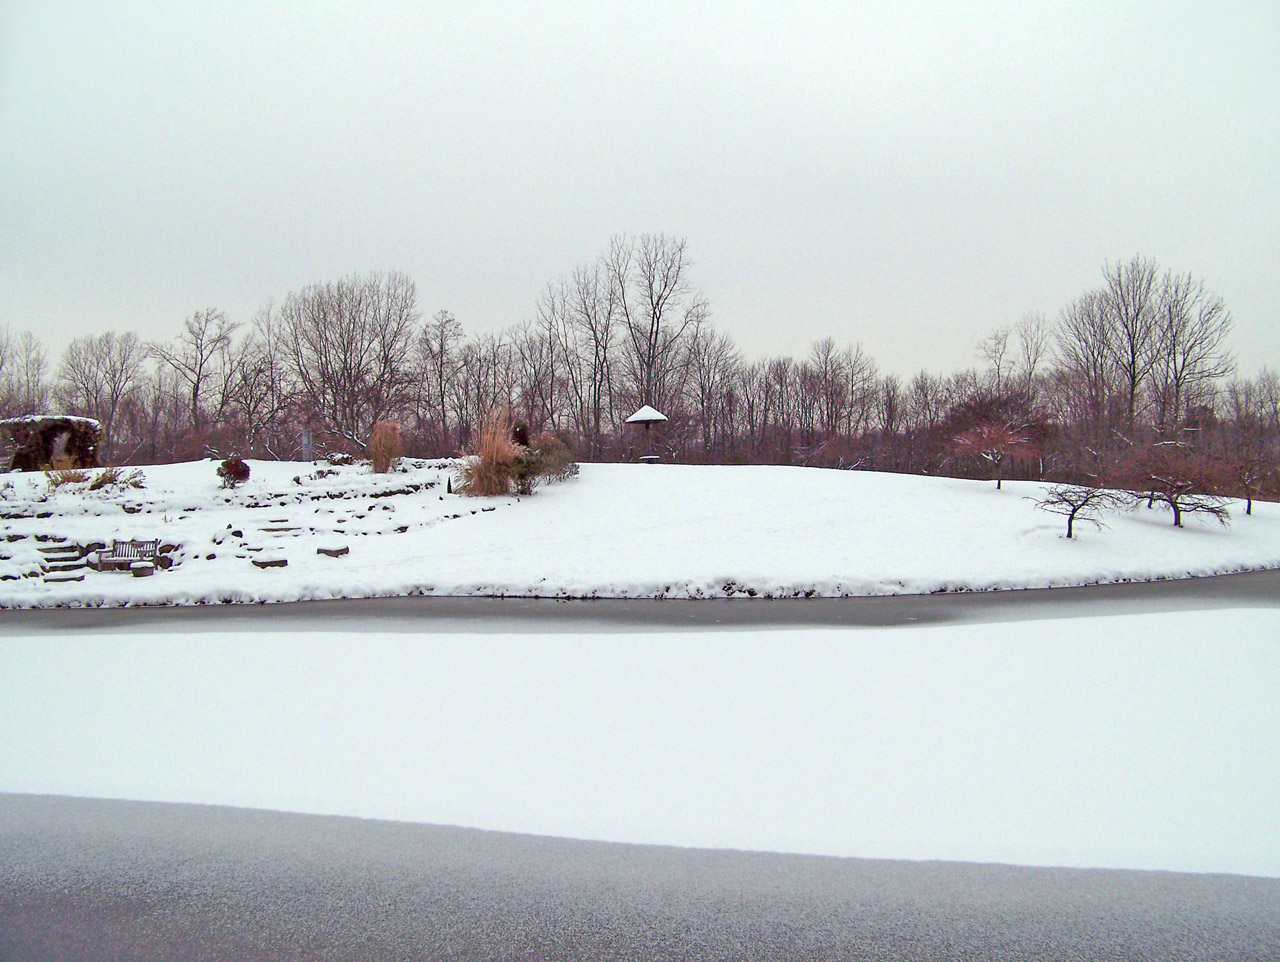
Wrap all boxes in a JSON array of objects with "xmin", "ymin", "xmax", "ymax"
[{"xmin": 626, "ymin": 405, "xmax": 668, "ymax": 424}]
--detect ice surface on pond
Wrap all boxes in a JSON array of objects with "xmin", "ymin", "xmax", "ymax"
[{"xmin": 2, "ymin": 609, "xmax": 1277, "ymax": 877}]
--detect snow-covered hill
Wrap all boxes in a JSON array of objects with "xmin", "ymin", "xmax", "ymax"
[{"xmin": 2, "ymin": 458, "xmax": 1278, "ymax": 607}]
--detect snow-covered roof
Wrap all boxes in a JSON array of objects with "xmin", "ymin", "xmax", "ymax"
[
  {"xmin": 0, "ymin": 414, "xmax": 102, "ymax": 429},
  {"xmin": 625, "ymin": 405, "xmax": 668, "ymax": 424}
]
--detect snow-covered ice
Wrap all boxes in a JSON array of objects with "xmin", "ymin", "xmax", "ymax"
[
  {"xmin": 2, "ymin": 609, "xmax": 1277, "ymax": 877},
  {"xmin": 2, "ymin": 459, "xmax": 1279, "ymax": 607}
]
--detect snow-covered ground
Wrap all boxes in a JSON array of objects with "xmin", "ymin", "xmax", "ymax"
[
  {"xmin": 2, "ymin": 458, "xmax": 1278, "ymax": 607},
  {"xmin": 2, "ymin": 609, "xmax": 1278, "ymax": 877}
]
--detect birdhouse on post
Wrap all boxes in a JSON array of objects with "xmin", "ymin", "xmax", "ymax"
[{"xmin": 625, "ymin": 405, "xmax": 668, "ymax": 462}]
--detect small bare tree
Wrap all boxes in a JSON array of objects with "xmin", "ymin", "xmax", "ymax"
[
  {"xmin": 1119, "ymin": 442, "xmax": 1230, "ymax": 528},
  {"xmin": 1034, "ymin": 484, "xmax": 1128, "ymax": 539},
  {"xmin": 953, "ymin": 422, "xmax": 1031, "ymax": 490},
  {"xmin": 1228, "ymin": 454, "xmax": 1273, "ymax": 516}
]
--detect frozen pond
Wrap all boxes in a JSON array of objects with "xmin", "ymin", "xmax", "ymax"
[{"xmin": 3, "ymin": 601, "xmax": 1278, "ymax": 877}]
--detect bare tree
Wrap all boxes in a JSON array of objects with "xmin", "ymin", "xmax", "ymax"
[
  {"xmin": 1014, "ymin": 311, "xmax": 1051, "ymax": 397},
  {"xmin": 223, "ymin": 303, "xmax": 298, "ymax": 458},
  {"xmin": 905, "ymin": 370, "xmax": 951, "ymax": 433},
  {"xmin": 686, "ymin": 320, "xmax": 741, "ymax": 456},
  {"xmin": 808, "ymin": 337, "xmax": 848, "ymax": 438},
  {"xmin": 1118, "ymin": 441, "xmax": 1230, "ymax": 527},
  {"xmin": 1101, "ymin": 256, "xmax": 1161, "ymax": 430},
  {"xmin": 976, "ymin": 325, "xmax": 1012, "ymax": 394},
  {"xmin": 54, "ymin": 331, "xmax": 148, "ymax": 459},
  {"xmin": 148, "ymin": 308, "xmax": 241, "ymax": 432},
  {"xmin": 1054, "ymin": 290, "xmax": 1118, "ymax": 441},
  {"xmin": 123, "ymin": 365, "xmax": 186, "ymax": 463},
  {"xmin": 558, "ymin": 263, "xmax": 622, "ymax": 457},
  {"xmin": 1151, "ymin": 271, "xmax": 1234, "ymax": 434},
  {"xmin": 953, "ymin": 421, "xmax": 1031, "ymax": 490},
  {"xmin": 6, "ymin": 331, "xmax": 49, "ymax": 414},
  {"xmin": 608, "ymin": 234, "xmax": 708, "ymax": 412},
  {"xmin": 413, "ymin": 309, "xmax": 463, "ymax": 452},
  {"xmin": 448, "ymin": 331, "xmax": 516, "ymax": 450},
  {"xmin": 875, "ymin": 374, "xmax": 903, "ymax": 437},
  {"xmin": 841, "ymin": 343, "xmax": 878, "ymax": 437},
  {"xmin": 1034, "ymin": 484, "xmax": 1129, "ymax": 538},
  {"xmin": 512, "ymin": 315, "xmax": 558, "ymax": 432},
  {"xmin": 280, "ymin": 271, "xmax": 420, "ymax": 448},
  {"xmin": 0, "ymin": 325, "xmax": 13, "ymax": 412}
]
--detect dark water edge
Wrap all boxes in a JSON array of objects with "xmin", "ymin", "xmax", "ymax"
[
  {"xmin": 3, "ymin": 794, "xmax": 1278, "ymax": 961},
  {"xmin": 2, "ymin": 567, "xmax": 1279, "ymax": 634}
]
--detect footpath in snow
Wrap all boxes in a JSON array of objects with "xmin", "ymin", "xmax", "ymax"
[{"xmin": 1, "ymin": 459, "xmax": 1278, "ymax": 607}]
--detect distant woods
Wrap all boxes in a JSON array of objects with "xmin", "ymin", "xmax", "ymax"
[{"xmin": 2, "ymin": 240, "xmax": 1277, "ymax": 502}]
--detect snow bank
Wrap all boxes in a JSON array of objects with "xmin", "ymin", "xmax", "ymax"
[{"xmin": 2, "ymin": 459, "xmax": 1278, "ymax": 607}]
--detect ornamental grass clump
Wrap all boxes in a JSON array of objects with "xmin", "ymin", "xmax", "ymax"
[
  {"xmin": 45, "ymin": 468, "xmax": 89, "ymax": 492},
  {"xmin": 455, "ymin": 412, "xmax": 581, "ymax": 496},
  {"xmin": 367, "ymin": 421, "xmax": 402, "ymax": 474},
  {"xmin": 87, "ymin": 466, "xmax": 146, "ymax": 492},
  {"xmin": 455, "ymin": 412, "xmax": 521, "ymax": 496}
]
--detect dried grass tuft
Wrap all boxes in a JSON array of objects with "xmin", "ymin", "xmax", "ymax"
[
  {"xmin": 368, "ymin": 421, "xmax": 402, "ymax": 474},
  {"xmin": 455, "ymin": 410, "xmax": 522, "ymax": 496},
  {"xmin": 46, "ymin": 468, "xmax": 89, "ymax": 490},
  {"xmin": 88, "ymin": 466, "xmax": 146, "ymax": 492}
]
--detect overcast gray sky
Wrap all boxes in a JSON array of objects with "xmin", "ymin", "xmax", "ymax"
[{"xmin": 2, "ymin": 0, "xmax": 1277, "ymax": 377}]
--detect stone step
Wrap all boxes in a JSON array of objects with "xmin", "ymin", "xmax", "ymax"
[
  {"xmin": 42, "ymin": 561, "xmax": 87, "ymax": 573},
  {"xmin": 43, "ymin": 573, "xmax": 85, "ymax": 583}
]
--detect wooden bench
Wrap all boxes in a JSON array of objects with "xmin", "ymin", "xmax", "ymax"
[{"xmin": 94, "ymin": 539, "xmax": 159, "ymax": 572}]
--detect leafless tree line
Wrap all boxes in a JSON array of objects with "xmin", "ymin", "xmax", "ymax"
[{"xmin": 3, "ymin": 245, "xmax": 1277, "ymax": 499}]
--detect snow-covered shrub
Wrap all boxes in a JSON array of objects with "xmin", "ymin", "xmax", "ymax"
[
  {"xmin": 368, "ymin": 421, "xmax": 402, "ymax": 474},
  {"xmin": 217, "ymin": 457, "xmax": 250, "ymax": 489},
  {"xmin": 531, "ymin": 431, "xmax": 579, "ymax": 484},
  {"xmin": 512, "ymin": 432, "xmax": 580, "ymax": 495}
]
